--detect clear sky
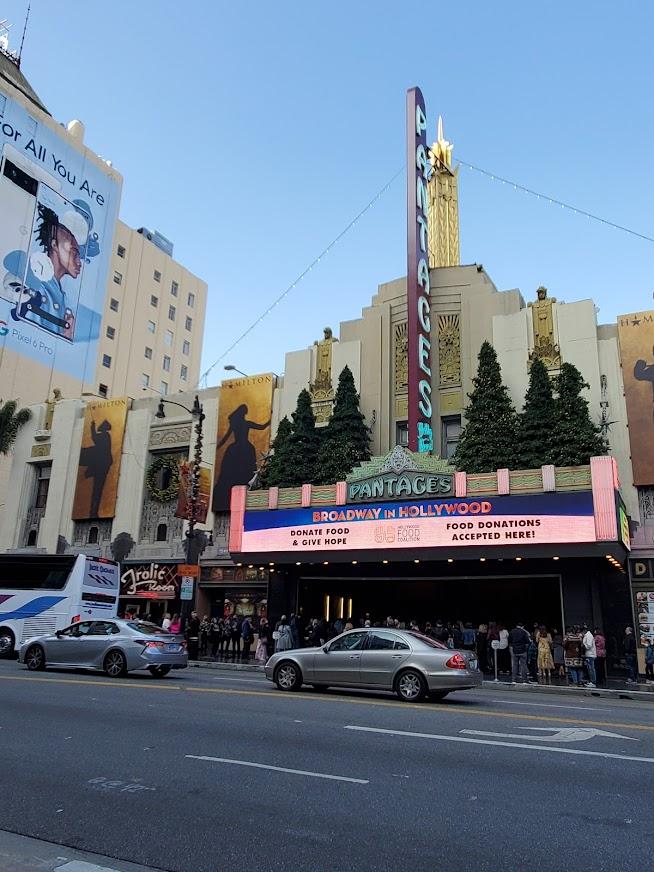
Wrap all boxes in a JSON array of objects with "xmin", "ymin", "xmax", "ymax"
[{"xmin": 4, "ymin": 1, "xmax": 654, "ymax": 383}]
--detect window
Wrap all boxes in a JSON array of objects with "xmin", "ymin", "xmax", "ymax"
[
  {"xmin": 329, "ymin": 632, "xmax": 366, "ymax": 652},
  {"xmin": 113, "ymin": 270, "xmax": 122, "ymax": 285},
  {"xmin": 147, "ymin": 320, "xmax": 156, "ymax": 333},
  {"xmin": 164, "ymin": 330, "xmax": 173, "ymax": 347},
  {"xmin": 366, "ymin": 631, "xmax": 401, "ymax": 651},
  {"xmin": 180, "ymin": 364, "xmax": 188, "ymax": 381},
  {"xmin": 106, "ymin": 326, "xmax": 115, "ymax": 340},
  {"xmin": 117, "ymin": 244, "xmax": 126, "ymax": 258},
  {"xmin": 0, "ymin": 558, "xmax": 71, "ymax": 590},
  {"xmin": 163, "ymin": 355, "xmax": 171, "ymax": 372},
  {"xmin": 182, "ymin": 340, "xmax": 190, "ymax": 356},
  {"xmin": 110, "ymin": 298, "xmax": 119, "ymax": 312},
  {"xmin": 187, "ymin": 292, "xmax": 195, "ymax": 308},
  {"xmin": 160, "ymin": 381, "xmax": 168, "ymax": 395},
  {"xmin": 396, "ymin": 421, "xmax": 408, "ymax": 447},
  {"xmin": 87, "ymin": 526, "xmax": 99, "ymax": 545},
  {"xmin": 185, "ymin": 316, "xmax": 192, "ymax": 331},
  {"xmin": 98, "ymin": 384, "xmax": 108, "ymax": 398},
  {"xmin": 441, "ymin": 415, "xmax": 462, "ymax": 460},
  {"xmin": 90, "ymin": 621, "xmax": 119, "ymax": 635},
  {"xmin": 141, "ymin": 373, "xmax": 150, "ymax": 388},
  {"xmin": 168, "ymin": 305, "xmax": 176, "ymax": 322},
  {"xmin": 156, "ymin": 523, "xmax": 168, "ymax": 542},
  {"xmin": 171, "ymin": 280, "xmax": 179, "ymax": 297},
  {"xmin": 34, "ymin": 466, "xmax": 51, "ymax": 509},
  {"xmin": 27, "ymin": 529, "xmax": 37, "ymax": 547},
  {"xmin": 102, "ymin": 354, "xmax": 112, "ymax": 369},
  {"xmin": 144, "ymin": 346, "xmax": 153, "ymax": 360},
  {"xmin": 153, "ymin": 269, "xmax": 161, "ymax": 283},
  {"xmin": 150, "ymin": 295, "xmax": 158, "ymax": 308}
]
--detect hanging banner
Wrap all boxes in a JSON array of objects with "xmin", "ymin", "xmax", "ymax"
[
  {"xmin": 176, "ymin": 462, "xmax": 212, "ymax": 523},
  {"xmin": 212, "ymin": 374, "xmax": 274, "ymax": 512},
  {"xmin": 72, "ymin": 398, "xmax": 128, "ymax": 519},
  {"xmin": 618, "ymin": 310, "xmax": 654, "ymax": 485}
]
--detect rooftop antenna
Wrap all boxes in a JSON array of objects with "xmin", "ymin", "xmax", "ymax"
[
  {"xmin": 0, "ymin": 18, "xmax": 19, "ymax": 65},
  {"xmin": 17, "ymin": 3, "xmax": 30, "ymax": 68}
]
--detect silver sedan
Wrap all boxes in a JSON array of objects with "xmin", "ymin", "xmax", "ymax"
[
  {"xmin": 265, "ymin": 627, "xmax": 481, "ymax": 702},
  {"xmin": 19, "ymin": 618, "xmax": 188, "ymax": 678}
]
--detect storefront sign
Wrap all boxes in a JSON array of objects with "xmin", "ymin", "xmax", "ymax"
[
  {"xmin": 180, "ymin": 577, "xmax": 194, "ymax": 601},
  {"xmin": 120, "ymin": 563, "xmax": 179, "ymax": 599},
  {"xmin": 635, "ymin": 591, "xmax": 654, "ymax": 647},
  {"xmin": 347, "ymin": 470, "xmax": 453, "ymax": 503},
  {"xmin": 237, "ymin": 491, "xmax": 598, "ymax": 553},
  {"xmin": 406, "ymin": 86, "xmax": 432, "ymax": 454}
]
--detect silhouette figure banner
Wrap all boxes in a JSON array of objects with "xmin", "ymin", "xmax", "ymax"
[
  {"xmin": 72, "ymin": 397, "xmax": 128, "ymax": 519},
  {"xmin": 618, "ymin": 311, "xmax": 654, "ymax": 485}
]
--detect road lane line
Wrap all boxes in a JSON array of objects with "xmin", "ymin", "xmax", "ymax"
[
  {"xmin": 344, "ymin": 725, "xmax": 654, "ymax": 764},
  {"xmin": 2, "ymin": 674, "xmax": 653, "ymax": 732},
  {"xmin": 185, "ymin": 754, "xmax": 369, "ymax": 783},
  {"xmin": 489, "ymin": 699, "xmax": 611, "ymax": 712}
]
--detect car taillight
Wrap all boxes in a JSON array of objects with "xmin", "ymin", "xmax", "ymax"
[
  {"xmin": 445, "ymin": 653, "xmax": 467, "ymax": 670},
  {"xmin": 135, "ymin": 640, "xmax": 166, "ymax": 648}
]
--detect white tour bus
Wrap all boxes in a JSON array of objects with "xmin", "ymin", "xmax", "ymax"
[{"xmin": 0, "ymin": 554, "xmax": 120, "ymax": 657}]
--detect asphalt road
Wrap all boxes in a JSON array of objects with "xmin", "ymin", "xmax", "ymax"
[{"xmin": 1, "ymin": 661, "xmax": 653, "ymax": 872}]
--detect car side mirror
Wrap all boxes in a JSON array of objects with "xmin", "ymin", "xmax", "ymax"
[
  {"xmin": 322, "ymin": 645, "xmax": 330, "ymax": 653},
  {"xmin": 55, "ymin": 630, "xmax": 63, "ymax": 638}
]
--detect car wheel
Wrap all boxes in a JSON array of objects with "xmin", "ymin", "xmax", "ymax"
[
  {"xmin": 274, "ymin": 661, "xmax": 303, "ymax": 691},
  {"xmin": 25, "ymin": 644, "xmax": 46, "ymax": 671},
  {"xmin": 148, "ymin": 665, "xmax": 171, "ymax": 678},
  {"xmin": 395, "ymin": 669, "xmax": 427, "ymax": 703},
  {"xmin": 104, "ymin": 650, "xmax": 127, "ymax": 678},
  {"xmin": 0, "ymin": 627, "xmax": 15, "ymax": 659},
  {"xmin": 429, "ymin": 690, "xmax": 450, "ymax": 702}
]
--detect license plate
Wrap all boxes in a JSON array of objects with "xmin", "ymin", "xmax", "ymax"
[{"xmin": 166, "ymin": 643, "xmax": 182, "ymax": 653}]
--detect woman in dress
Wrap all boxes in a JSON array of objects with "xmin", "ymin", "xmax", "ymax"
[
  {"xmin": 275, "ymin": 616, "xmax": 293, "ymax": 652},
  {"xmin": 256, "ymin": 618, "xmax": 272, "ymax": 663},
  {"xmin": 536, "ymin": 624, "xmax": 554, "ymax": 683},
  {"xmin": 168, "ymin": 614, "xmax": 181, "ymax": 635}
]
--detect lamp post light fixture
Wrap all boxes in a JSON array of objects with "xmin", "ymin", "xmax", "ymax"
[{"xmin": 224, "ymin": 365, "xmax": 250, "ymax": 378}]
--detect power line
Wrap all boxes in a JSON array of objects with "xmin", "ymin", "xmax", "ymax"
[
  {"xmin": 457, "ymin": 157, "xmax": 654, "ymax": 245},
  {"xmin": 196, "ymin": 166, "xmax": 405, "ymax": 388}
]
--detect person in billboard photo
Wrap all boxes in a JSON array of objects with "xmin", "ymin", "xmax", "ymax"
[
  {"xmin": 634, "ymin": 350, "xmax": 654, "ymax": 418},
  {"xmin": 212, "ymin": 403, "xmax": 270, "ymax": 510},
  {"xmin": 78, "ymin": 418, "xmax": 113, "ymax": 518}
]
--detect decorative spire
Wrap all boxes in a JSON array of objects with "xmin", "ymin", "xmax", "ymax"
[{"xmin": 430, "ymin": 115, "xmax": 454, "ymax": 170}]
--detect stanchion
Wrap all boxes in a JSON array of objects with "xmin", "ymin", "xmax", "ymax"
[{"xmin": 491, "ymin": 640, "xmax": 500, "ymax": 682}]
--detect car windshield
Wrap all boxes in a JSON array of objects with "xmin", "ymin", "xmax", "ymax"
[
  {"xmin": 125, "ymin": 621, "xmax": 169, "ymax": 635},
  {"xmin": 407, "ymin": 631, "xmax": 448, "ymax": 649}
]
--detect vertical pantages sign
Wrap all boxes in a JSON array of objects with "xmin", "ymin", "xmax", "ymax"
[{"xmin": 406, "ymin": 87, "xmax": 432, "ymax": 453}]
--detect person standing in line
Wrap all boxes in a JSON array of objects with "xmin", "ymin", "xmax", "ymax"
[
  {"xmin": 161, "ymin": 613, "xmax": 171, "ymax": 632},
  {"xmin": 563, "ymin": 626, "xmax": 585, "ymax": 686},
  {"xmin": 199, "ymin": 615, "xmax": 211, "ymax": 656},
  {"xmin": 536, "ymin": 625, "xmax": 554, "ymax": 684},
  {"xmin": 289, "ymin": 614, "xmax": 301, "ymax": 649},
  {"xmin": 645, "ymin": 639, "xmax": 654, "ymax": 685},
  {"xmin": 581, "ymin": 624, "xmax": 597, "ymax": 688},
  {"xmin": 623, "ymin": 627, "xmax": 638, "ymax": 683},
  {"xmin": 552, "ymin": 631, "xmax": 565, "ymax": 678},
  {"xmin": 186, "ymin": 611, "xmax": 201, "ymax": 661},
  {"xmin": 462, "ymin": 623, "xmax": 476, "ymax": 651},
  {"xmin": 241, "ymin": 615, "xmax": 253, "ymax": 660},
  {"xmin": 476, "ymin": 623, "xmax": 488, "ymax": 673},
  {"xmin": 210, "ymin": 618, "xmax": 221, "ymax": 657},
  {"xmin": 230, "ymin": 615, "xmax": 242, "ymax": 659},
  {"xmin": 508, "ymin": 622, "xmax": 531, "ymax": 684},
  {"xmin": 593, "ymin": 628, "xmax": 607, "ymax": 685},
  {"xmin": 256, "ymin": 617, "xmax": 271, "ymax": 663},
  {"xmin": 274, "ymin": 615, "xmax": 293, "ymax": 652},
  {"xmin": 168, "ymin": 613, "xmax": 181, "ymax": 635},
  {"xmin": 498, "ymin": 624, "xmax": 510, "ymax": 674}
]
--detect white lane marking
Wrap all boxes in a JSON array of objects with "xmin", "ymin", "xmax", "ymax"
[
  {"xmin": 461, "ymin": 726, "xmax": 638, "ymax": 743},
  {"xmin": 186, "ymin": 754, "xmax": 368, "ymax": 783},
  {"xmin": 344, "ymin": 725, "xmax": 654, "ymax": 764},
  {"xmin": 489, "ymin": 698, "xmax": 611, "ymax": 712}
]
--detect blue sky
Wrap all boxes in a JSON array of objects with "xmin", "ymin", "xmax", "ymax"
[{"xmin": 5, "ymin": 1, "xmax": 654, "ymax": 382}]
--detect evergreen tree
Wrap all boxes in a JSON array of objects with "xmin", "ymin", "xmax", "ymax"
[
  {"xmin": 316, "ymin": 366, "xmax": 371, "ymax": 484},
  {"xmin": 516, "ymin": 357, "xmax": 555, "ymax": 468},
  {"xmin": 0, "ymin": 400, "xmax": 31, "ymax": 455},
  {"xmin": 550, "ymin": 363, "xmax": 607, "ymax": 466},
  {"xmin": 284, "ymin": 389, "xmax": 320, "ymax": 485},
  {"xmin": 259, "ymin": 416, "xmax": 293, "ymax": 488},
  {"xmin": 453, "ymin": 341, "xmax": 518, "ymax": 473}
]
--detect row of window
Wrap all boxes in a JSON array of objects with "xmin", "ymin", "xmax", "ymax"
[
  {"xmin": 395, "ymin": 416, "xmax": 462, "ymax": 459},
  {"xmin": 115, "ymin": 246, "xmax": 195, "ymax": 304}
]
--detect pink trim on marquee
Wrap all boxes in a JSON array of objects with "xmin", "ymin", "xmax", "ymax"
[
  {"xmin": 268, "ymin": 487, "xmax": 279, "ymax": 510},
  {"xmin": 228, "ymin": 485, "xmax": 248, "ymax": 553},
  {"xmin": 301, "ymin": 484, "xmax": 312, "ymax": 507},
  {"xmin": 336, "ymin": 481, "xmax": 347, "ymax": 505},
  {"xmin": 455, "ymin": 472, "xmax": 467, "ymax": 497},
  {"xmin": 497, "ymin": 468, "xmax": 510, "ymax": 495},
  {"xmin": 591, "ymin": 456, "xmax": 618, "ymax": 541},
  {"xmin": 541, "ymin": 465, "xmax": 556, "ymax": 492}
]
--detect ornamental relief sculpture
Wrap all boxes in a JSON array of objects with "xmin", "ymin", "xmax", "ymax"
[
  {"xmin": 438, "ymin": 313, "xmax": 461, "ymax": 387},
  {"xmin": 528, "ymin": 286, "xmax": 561, "ymax": 370},
  {"xmin": 394, "ymin": 322, "xmax": 408, "ymax": 395},
  {"xmin": 310, "ymin": 327, "xmax": 337, "ymax": 425}
]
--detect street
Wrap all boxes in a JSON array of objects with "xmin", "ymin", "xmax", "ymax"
[{"xmin": 1, "ymin": 662, "xmax": 653, "ymax": 871}]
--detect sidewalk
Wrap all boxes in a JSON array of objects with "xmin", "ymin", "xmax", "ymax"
[{"xmin": 187, "ymin": 655, "xmax": 654, "ymax": 699}]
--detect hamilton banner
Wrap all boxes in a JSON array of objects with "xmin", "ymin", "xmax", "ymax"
[
  {"xmin": 72, "ymin": 398, "xmax": 128, "ymax": 520},
  {"xmin": 212, "ymin": 374, "xmax": 274, "ymax": 511},
  {"xmin": 618, "ymin": 310, "xmax": 654, "ymax": 485},
  {"xmin": 176, "ymin": 462, "xmax": 212, "ymax": 523}
]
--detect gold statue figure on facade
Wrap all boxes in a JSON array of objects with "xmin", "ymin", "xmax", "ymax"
[{"xmin": 528, "ymin": 286, "xmax": 561, "ymax": 369}]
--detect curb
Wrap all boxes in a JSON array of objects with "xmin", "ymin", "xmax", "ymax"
[
  {"xmin": 188, "ymin": 659, "xmax": 264, "ymax": 673},
  {"xmin": 483, "ymin": 679, "xmax": 654, "ymax": 702}
]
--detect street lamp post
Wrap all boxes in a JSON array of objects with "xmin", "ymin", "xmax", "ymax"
[{"xmin": 224, "ymin": 365, "xmax": 250, "ymax": 377}]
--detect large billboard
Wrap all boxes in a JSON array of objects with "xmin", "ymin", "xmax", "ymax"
[
  {"xmin": 212, "ymin": 374, "xmax": 274, "ymax": 511},
  {"xmin": 618, "ymin": 310, "xmax": 654, "ymax": 485},
  {"xmin": 235, "ymin": 491, "xmax": 598, "ymax": 554},
  {"xmin": 72, "ymin": 398, "xmax": 128, "ymax": 519},
  {"xmin": 0, "ymin": 94, "xmax": 120, "ymax": 388}
]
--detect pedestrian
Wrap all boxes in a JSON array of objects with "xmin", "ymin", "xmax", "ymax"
[
  {"xmin": 593, "ymin": 628, "xmax": 606, "ymax": 685},
  {"xmin": 168, "ymin": 613, "xmax": 181, "ymax": 635},
  {"xmin": 274, "ymin": 615, "xmax": 293, "ymax": 652},
  {"xmin": 536, "ymin": 625, "xmax": 554, "ymax": 684},
  {"xmin": 230, "ymin": 615, "xmax": 241, "ymax": 659},
  {"xmin": 200, "ymin": 615, "xmax": 211, "ymax": 656},
  {"xmin": 241, "ymin": 615, "xmax": 253, "ymax": 660},
  {"xmin": 462, "ymin": 622, "xmax": 476, "ymax": 651},
  {"xmin": 645, "ymin": 639, "xmax": 654, "ymax": 685},
  {"xmin": 186, "ymin": 610, "xmax": 201, "ymax": 661},
  {"xmin": 498, "ymin": 623, "xmax": 510, "ymax": 674},
  {"xmin": 552, "ymin": 631, "xmax": 565, "ymax": 678},
  {"xmin": 210, "ymin": 618, "xmax": 221, "ymax": 657},
  {"xmin": 581, "ymin": 624, "xmax": 597, "ymax": 688},
  {"xmin": 345, "ymin": 620, "xmax": 354, "ymax": 631},
  {"xmin": 161, "ymin": 612, "xmax": 171, "ymax": 632},
  {"xmin": 333, "ymin": 617, "xmax": 344, "ymax": 635},
  {"xmin": 527, "ymin": 635, "xmax": 538, "ymax": 682},
  {"xmin": 476, "ymin": 623, "xmax": 488, "ymax": 673},
  {"xmin": 307, "ymin": 619, "xmax": 322, "ymax": 647},
  {"xmin": 563, "ymin": 626, "xmax": 585, "ymax": 686},
  {"xmin": 256, "ymin": 617, "xmax": 271, "ymax": 663},
  {"xmin": 508, "ymin": 622, "xmax": 531, "ymax": 684},
  {"xmin": 289, "ymin": 614, "xmax": 301, "ymax": 649},
  {"xmin": 623, "ymin": 627, "xmax": 638, "ymax": 683}
]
